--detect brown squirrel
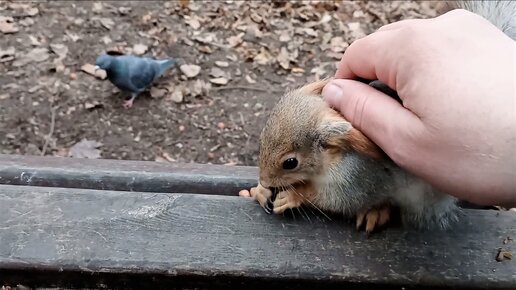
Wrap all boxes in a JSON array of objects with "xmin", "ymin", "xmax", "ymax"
[{"xmin": 243, "ymin": 0, "xmax": 516, "ymax": 234}]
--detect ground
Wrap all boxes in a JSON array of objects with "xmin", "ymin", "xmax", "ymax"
[{"xmin": 0, "ymin": 1, "xmax": 438, "ymax": 166}]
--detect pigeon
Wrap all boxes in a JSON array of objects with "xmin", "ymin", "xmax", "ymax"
[{"xmin": 95, "ymin": 53, "xmax": 176, "ymax": 108}]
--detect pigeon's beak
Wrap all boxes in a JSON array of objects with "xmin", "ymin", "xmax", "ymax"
[{"xmin": 94, "ymin": 65, "xmax": 100, "ymax": 72}]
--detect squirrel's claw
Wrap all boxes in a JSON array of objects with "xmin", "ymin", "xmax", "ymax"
[{"xmin": 356, "ymin": 204, "xmax": 391, "ymax": 235}]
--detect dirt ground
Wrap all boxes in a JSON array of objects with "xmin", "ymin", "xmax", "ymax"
[{"xmin": 0, "ymin": 1, "xmax": 439, "ymax": 166}]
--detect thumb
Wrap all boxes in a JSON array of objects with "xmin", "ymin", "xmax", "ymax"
[{"xmin": 321, "ymin": 79, "xmax": 422, "ymax": 159}]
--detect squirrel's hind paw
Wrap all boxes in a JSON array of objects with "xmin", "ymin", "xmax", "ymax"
[{"xmin": 356, "ymin": 204, "xmax": 391, "ymax": 235}]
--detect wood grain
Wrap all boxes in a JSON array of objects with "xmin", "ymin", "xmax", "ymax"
[
  {"xmin": 0, "ymin": 154, "xmax": 258, "ymax": 195},
  {"xmin": 1, "ymin": 185, "xmax": 514, "ymax": 289}
]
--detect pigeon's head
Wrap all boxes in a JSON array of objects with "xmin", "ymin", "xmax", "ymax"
[{"xmin": 95, "ymin": 54, "xmax": 114, "ymax": 71}]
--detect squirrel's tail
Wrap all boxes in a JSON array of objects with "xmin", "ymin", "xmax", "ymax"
[{"xmin": 444, "ymin": 0, "xmax": 516, "ymax": 40}]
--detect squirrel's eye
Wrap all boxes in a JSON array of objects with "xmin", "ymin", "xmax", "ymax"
[{"xmin": 282, "ymin": 158, "xmax": 298, "ymax": 170}]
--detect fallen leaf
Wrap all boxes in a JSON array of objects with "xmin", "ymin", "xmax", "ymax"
[
  {"xmin": 92, "ymin": 2, "xmax": 103, "ymax": 13},
  {"xmin": 84, "ymin": 101, "xmax": 103, "ymax": 110},
  {"xmin": 184, "ymin": 15, "xmax": 201, "ymax": 30},
  {"xmin": 99, "ymin": 18, "xmax": 115, "ymax": 30},
  {"xmin": 118, "ymin": 7, "xmax": 132, "ymax": 15},
  {"xmin": 142, "ymin": 13, "xmax": 152, "ymax": 24},
  {"xmin": 50, "ymin": 43, "xmax": 68, "ymax": 60},
  {"xmin": 28, "ymin": 35, "xmax": 41, "ymax": 46},
  {"xmin": 179, "ymin": 0, "xmax": 190, "ymax": 9},
  {"xmin": 132, "ymin": 43, "xmax": 148, "ymax": 55},
  {"xmin": 102, "ymin": 36, "xmax": 112, "ymax": 45},
  {"xmin": 292, "ymin": 67, "xmax": 305, "ymax": 73},
  {"xmin": 0, "ymin": 93, "xmax": 10, "ymax": 100},
  {"xmin": 65, "ymin": 31, "xmax": 80, "ymax": 42},
  {"xmin": 193, "ymin": 33, "xmax": 216, "ymax": 44},
  {"xmin": 24, "ymin": 7, "xmax": 39, "ymax": 16},
  {"xmin": 0, "ymin": 16, "xmax": 18, "ymax": 34},
  {"xmin": 245, "ymin": 75, "xmax": 256, "ymax": 84},
  {"xmin": 496, "ymin": 248, "xmax": 513, "ymax": 262},
  {"xmin": 215, "ymin": 61, "xmax": 229, "ymax": 67},
  {"xmin": 81, "ymin": 63, "xmax": 107, "ymax": 79},
  {"xmin": 167, "ymin": 89, "xmax": 184, "ymax": 103},
  {"xmin": 210, "ymin": 77, "xmax": 229, "ymax": 85},
  {"xmin": 277, "ymin": 47, "xmax": 290, "ymax": 70},
  {"xmin": 52, "ymin": 58, "xmax": 65, "ymax": 72},
  {"xmin": 69, "ymin": 139, "xmax": 103, "ymax": 159},
  {"xmin": 13, "ymin": 47, "xmax": 49, "ymax": 67},
  {"xmin": 150, "ymin": 87, "xmax": 167, "ymax": 98},
  {"xmin": 253, "ymin": 47, "xmax": 273, "ymax": 65},
  {"xmin": 190, "ymin": 79, "xmax": 210, "ymax": 96},
  {"xmin": 180, "ymin": 64, "xmax": 201, "ymax": 78},
  {"xmin": 0, "ymin": 47, "xmax": 15, "ymax": 62},
  {"xmin": 279, "ymin": 31, "xmax": 291, "ymax": 42},
  {"xmin": 227, "ymin": 32, "xmax": 244, "ymax": 47},
  {"xmin": 330, "ymin": 36, "xmax": 349, "ymax": 53},
  {"xmin": 209, "ymin": 67, "xmax": 226, "ymax": 78},
  {"xmin": 19, "ymin": 18, "xmax": 34, "ymax": 27}
]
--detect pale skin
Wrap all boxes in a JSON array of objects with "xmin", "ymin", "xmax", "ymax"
[{"xmin": 321, "ymin": 9, "xmax": 516, "ymax": 207}]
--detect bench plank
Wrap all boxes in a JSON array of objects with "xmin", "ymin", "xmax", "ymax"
[
  {"xmin": 1, "ymin": 185, "xmax": 514, "ymax": 289},
  {"xmin": 0, "ymin": 154, "xmax": 257, "ymax": 195}
]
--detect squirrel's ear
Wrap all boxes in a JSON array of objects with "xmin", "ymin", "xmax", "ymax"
[
  {"xmin": 299, "ymin": 77, "xmax": 333, "ymax": 96},
  {"xmin": 317, "ymin": 120, "xmax": 384, "ymax": 160},
  {"xmin": 317, "ymin": 120, "xmax": 352, "ymax": 149}
]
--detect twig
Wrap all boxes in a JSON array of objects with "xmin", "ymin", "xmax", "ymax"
[
  {"xmin": 212, "ymin": 85, "xmax": 283, "ymax": 93},
  {"xmin": 41, "ymin": 106, "xmax": 57, "ymax": 156}
]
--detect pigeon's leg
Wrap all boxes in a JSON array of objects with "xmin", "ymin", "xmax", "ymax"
[{"xmin": 123, "ymin": 92, "xmax": 138, "ymax": 109}]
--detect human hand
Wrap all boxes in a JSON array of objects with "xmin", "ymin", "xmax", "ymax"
[{"xmin": 322, "ymin": 9, "xmax": 516, "ymax": 206}]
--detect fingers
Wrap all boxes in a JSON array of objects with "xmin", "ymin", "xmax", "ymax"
[
  {"xmin": 334, "ymin": 29, "xmax": 396, "ymax": 83},
  {"xmin": 322, "ymin": 79, "xmax": 423, "ymax": 156}
]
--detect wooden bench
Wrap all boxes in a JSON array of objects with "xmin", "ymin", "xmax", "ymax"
[{"xmin": 0, "ymin": 154, "xmax": 514, "ymax": 290}]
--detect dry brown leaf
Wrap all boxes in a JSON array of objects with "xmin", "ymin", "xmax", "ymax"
[
  {"xmin": 279, "ymin": 31, "xmax": 291, "ymax": 42},
  {"xmin": 215, "ymin": 61, "xmax": 229, "ymax": 67},
  {"xmin": 81, "ymin": 63, "xmax": 107, "ymax": 79},
  {"xmin": 118, "ymin": 7, "xmax": 132, "ymax": 15},
  {"xmin": 330, "ymin": 36, "xmax": 348, "ymax": 53},
  {"xmin": 167, "ymin": 89, "xmax": 184, "ymax": 103},
  {"xmin": 193, "ymin": 33, "xmax": 216, "ymax": 44},
  {"xmin": 24, "ymin": 7, "xmax": 39, "ymax": 16},
  {"xmin": 277, "ymin": 47, "xmax": 290, "ymax": 70},
  {"xmin": 292, "ymin": 67, "xmax": 305, "ymax": 73},
  {"xmin": 496, "ymin": 248, "xmax": 513, "ymax": 262},
  {"xmin": 13, "ymin": 47, "xmax": 50, "ymax": 67},
  {"xmin": 50, "ymin": 43, "xmax": 68, "ymax": 60},
  {"xmin": 190, "ymin": 79, "xmax": 211, "ymax": 96},
  {"xmin": 184, "ymin": 15, "xmax": 201, "ymax": 30},
  {"xmin": 253, "ymin": 47, "xmax": 273, "ymax": 65},
  {"xmin": 142, "ymin": 13, "xmax": 152, "ymax": 24},
  {"xmin": 150, "ymin": 87, "xmax": 167, "ymax": 98},
  {"xmin": 84, "ymin": 101, "xmax": 103, "ymax": 110},
  {"xmin": 92, "ymin": 2, "xmax": 103, "ymax": 13},
  {"xmin": 0, "ymin": 47, "xmax": 15, "ymax": 63},
  {"xmin": 179, "ymin": 0, "xmax": 190, "ymax": 9},
  {"xmin": 29, "ymin": 35, "xmax": 41, "ymax": 46},
  {"xmin": 245, "ymin": 75, "xmax": 256, "ymax": 84},
  {"xmin": 0, "ymin": 16, "xmax": 18, "ymax": 34},
  {"xmin": 209, "ymin": 67, "xmax": 226, "ymax": 78},
  {"xmin": 69, "ymin": 139, "xmax": 103, "ymax": 159},
  {"xmin": 65, "ymin": 31, "xmax": 80, "ymax": 42},
  {"xmin": 180, "ymin": 64, "xmax": 201, "ymax": 78},
  {"xmin": 99, "ymin": 18, "xmax": 115, "ymax": 30},
  {"xmin": 132, "ymin": 43, "xmax": 148, "ymax": 55},
  {"xmin": 0, "ymin": 94, "xmax": 10, "ymax": 100},
  {"xmin": 19, "ymin": 18, "xmax": 34, "ymax": 27},
  {"xmin": 227, "ymin": 32, "xmax": 244, "ymax": 47},
  {"xmin": 210, "ymin": 77, "xmax": 229, "ymax": 85}
]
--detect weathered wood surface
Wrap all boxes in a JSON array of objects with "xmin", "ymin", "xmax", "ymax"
[
  {"xmin": 1, "ymin": 185, "xmax": 515, "ymax": 290},
  {"xmin": 0, "ymin": 154, "xmax": 257, "ymax": 195}
]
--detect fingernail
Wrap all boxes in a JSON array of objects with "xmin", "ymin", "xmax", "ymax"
[{"xmin": 322, "ymin": 82, "xmax": 343, "ymax": 105}]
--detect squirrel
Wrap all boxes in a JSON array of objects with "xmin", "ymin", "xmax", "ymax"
[{"xmin": 242, "ymin": 0, "xmax": 516, "ymax": 234}]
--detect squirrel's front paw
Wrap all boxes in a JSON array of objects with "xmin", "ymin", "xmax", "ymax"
[
  {"xmin": 249, "ymin": 184, "xmax": 273, "ymax": 213},
  {"xmin": 356, "ymin": 204, "xmax": 391, "ymax": 235},
  {"xmin": 272, "ymin": 190, "xmax": 302, "ymax": 214}
]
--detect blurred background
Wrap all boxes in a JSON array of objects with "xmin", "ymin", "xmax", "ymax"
[{"xmin": 0, "ymin": 0, "xmax": 439, "ymax": 166}]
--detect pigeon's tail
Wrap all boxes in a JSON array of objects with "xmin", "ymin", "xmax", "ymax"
[{"xmin": 157, "ymin": 59, "xmax": 177, "ymax": 77}]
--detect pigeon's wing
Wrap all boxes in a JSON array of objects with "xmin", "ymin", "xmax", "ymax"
[{"xmin": 127, "ymin": 58, "xmax": 159, "ymax": 92}]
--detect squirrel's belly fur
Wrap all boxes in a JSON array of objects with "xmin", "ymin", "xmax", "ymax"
[{"xmin": 313, "ymin": 152, "xmax": 460, "ymax": 229}]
